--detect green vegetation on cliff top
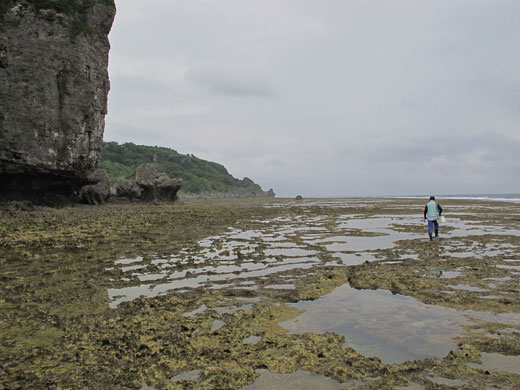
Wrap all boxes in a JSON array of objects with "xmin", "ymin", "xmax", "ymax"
[{"xmin": 98, "ymin": 141, "xmax": 266, "ymax": 195}]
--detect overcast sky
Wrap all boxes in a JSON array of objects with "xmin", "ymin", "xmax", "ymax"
[{"xmin": 105, "ymin": 0, "xmax": 520, "ymax": 197}]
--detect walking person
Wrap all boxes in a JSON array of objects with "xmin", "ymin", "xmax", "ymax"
[{"xmin": 424, "ymin": 196, "xmax": 443, "ymax": 241}]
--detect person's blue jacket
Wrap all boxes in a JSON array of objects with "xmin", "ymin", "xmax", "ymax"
[{"xmin": 424, "ymin": 201, "xmax": 442, "ymax": 220}]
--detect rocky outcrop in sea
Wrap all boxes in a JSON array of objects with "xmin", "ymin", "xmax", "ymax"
[{"xmin": 113, "ymin": 164, "xmax": 183, "ymax": 203}]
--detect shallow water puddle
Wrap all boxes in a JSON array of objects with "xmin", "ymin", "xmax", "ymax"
[
  {"xmin": 440, "ymin": 268, "xmax": 465, "ymax": 279},
  {"xmin": 241, "ymin": 370, "xmax": 346, "ymax": 390},
  {"xmin": 282, "ymin": 283, "xmax": 520, "ymax": 364},
  {"xmin": 467, "ymin": 353, "xmax": 520, "ymax": 375},
  {"xmin": 107, "ymin": 211, "xmax": 520, "ymax": 309},
  {"xmin": 441, "ymin": 241, "xmax": 519, "ymax": 259},
  {"xmin": 395, "ymin": 384, "xmax": 425, "ymax": 390},
  {"xmin": 450, "ymin": 284, "xmax": 489, "ymax": 293},
  {"xmin": 183, "ymin": 304, "xmax": 207, "ymax": 317},
  {"xmin": 332, "ymin": 252, "xmax": 378, "ymax": 266},
  {"xmin": 281, "ymin": 283, "xmax": 472, "ymax": 363},
  {"xmin": 327, "ymin": 216, "xmax": 421, "ymax": 251},
  {"xmin": 243, "ymin": 335, "xmax": 262, "ymax": 344},
  {"xmin": 171, "ymin": 369, "xmax": 202, "ymax": 381},
  {"xmin": 214, "ymin": 304, "xmax": 253, "ymax": 314},
  {"xmin": 424, "ymin": 375, "xmax": 467, "ymax": 387},
  {"xmin": 264, "ymin": 284, "xmax": 295, "ymax": 290},
  {"xmin": 115, "ymin": 256, "xmax": 144, "ymax": 265},
  {"xmin": 108, "ymin": 262, "xmax": 315, "ymax": 307},
  {"xmin": 211, "ymin": 320, "xmax": 225, "ymax": 332},
  {"xmin": 264, "ymin": 248, "xmax": 317, "ymax": 257},
  {"xmin": 324, "ymin": 236, "xmax": 396, "ymax": 252},
  {"xmin": 440, "ymin": 218, "xmax": 520, "ymax": 237},
  {"xmin": 496, "ymin": 264, "xmax": 520, "ymax": 270}
]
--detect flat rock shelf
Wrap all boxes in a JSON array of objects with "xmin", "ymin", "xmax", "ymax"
[{"xmin": 1, "ymin": 197, "xmax": 519, "ymax": 389}]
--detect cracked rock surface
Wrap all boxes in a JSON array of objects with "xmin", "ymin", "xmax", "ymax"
[{"xmin": 0, "ymin": 1, "xmax": 116, "ymax": 201}]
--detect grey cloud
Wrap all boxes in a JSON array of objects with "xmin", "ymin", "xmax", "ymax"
[
  {"xmin": 210, "ymin": 82, "xmax": 274, "ymax": 98},
  {"xmin": 108, "ymin": 75, "xmax": 179, "ymax": 107},
  {"xmin": 186, "ymin": 68, "xmax": 275, "ymax": 98},
  {"xmin": 106, "ymin": 1, "xmax": 520, "ymax": 196},
  {"xmin": 372, "ymin": 131, "xmax": 520, "ymax": 168}
]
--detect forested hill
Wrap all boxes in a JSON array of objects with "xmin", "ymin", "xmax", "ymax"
[{"xmin": 98, "ymin": 142, "xmax": 274, "ymax": 196}]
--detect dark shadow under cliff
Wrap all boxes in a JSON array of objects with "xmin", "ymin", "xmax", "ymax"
[{"xmin": 0, "ymin": 173, "xmax": 86, "ymax": 205}]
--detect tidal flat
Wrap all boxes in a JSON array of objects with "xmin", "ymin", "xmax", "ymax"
[{"xmin": 1, "ymin": 198, "xmax": 519, "ymax": 389}]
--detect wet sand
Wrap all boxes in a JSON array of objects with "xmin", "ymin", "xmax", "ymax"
[{"xmin": 0, "ymin": 198, "xmax": 519, "ymax": 389}]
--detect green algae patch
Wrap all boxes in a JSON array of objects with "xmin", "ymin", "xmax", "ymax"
[{"xmin": 296, "ymin": 267, "xmax": 349, "ymax": 301}]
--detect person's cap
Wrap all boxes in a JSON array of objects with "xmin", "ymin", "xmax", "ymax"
[{"xmin": 429, "ymin": 196, "xmax": 435, "ymax": 200}]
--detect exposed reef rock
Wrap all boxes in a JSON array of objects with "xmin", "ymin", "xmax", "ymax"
[
  {"xmin": 115, "ymin": 178, "xmax": 142, "ymax": 201},
  {"xmin": 0, "ymin": 1, "xmax": 116, "ymax": 203},
  {"xmin": 79, "ymin": 169, "xmax": 110, "ymax": 205},
  {"xmin": 114, "ymin": 164, "xmax": 183, "ymax": 203},
  {"xmin": 240, "ymin": 177, "xmax": 274, "ymax": 198},
  {"xmin": 135, "ymin": 164, "xmax": 183, "ymax": 202}
]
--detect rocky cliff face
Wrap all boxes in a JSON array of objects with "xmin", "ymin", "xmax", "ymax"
[{"xmin": 0, "ymin": 1, "xmax": 116, "ymax": 202}]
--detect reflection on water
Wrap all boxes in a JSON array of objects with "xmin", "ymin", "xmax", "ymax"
[
  {"xmin": 242, "ymin": 370, "xmax": 345, "ymax": 390},
  {"xmin": 450, "ymin": 284, "xmax": 489, "ymax": 293},
  {"xmin": 282, "ymin": 283, "xmax": 520, "ymax": 364},
  {"xmin": 281, "ymin": 284, "xmax": 468, "ymax": 363},
  {"xmin": 424, "ymin": 376, "xmax": 467, "ymax": 387},
  {"xmin": 211, "ymin": 320, "xmax": 225, "ymax": 331},
  {"xmin": 332, "ymin": 252, "xmax": 378, "ymax": 266},
  {"xmin": 170, "ymin": 369, "xmax": 202, "ymax": 383},
  {"xmin": 106, "ymin": 205, "xmax": 520, "ymax": 307},
  {"xmin": 115, "ymin": 216, "xmax": 417, "ymax": 305},
  {"xmin": 496, "ymin": 264, "xmax": 520, "ymax": 270},
  {"xmin": 214, "ymin": 304, "xmax": 253, "ymax": 314},
  {"xmin": 441, "ymin": 241, "xmax": 519, "ymax": 260},
  {"xmin": 264, "ymin": 284, "xmax": 295, "ymax": 290},
  {"xmin": 183, "ymin": 304, "xmax": 207, "ymax": 317},
  {"xmin": 467, "ymin": 352, "xmax": 520, "ymax": 375},
  {"xmin": 440, "ymin": 268, "xmax": 464, "ymax": 279},
  {"xmin": 264, "ymin": 248, "xmax": 317, "ymax": 257},
  {"xmin": 243, "ymin": 335, "xmax": 262, "ymax": 344},
  {"xmin": 395, "ymin": 384, "xmax": 425, "ymax": 390},
  {"xmin": 312, "ymin": 216, "xmax": 421, "ymax": 252},
  {"xmin": 108, "ymin": 262, "xmax": 316, "ymax": 307}
]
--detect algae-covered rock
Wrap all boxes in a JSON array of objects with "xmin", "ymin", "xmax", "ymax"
[
  {"xmin": 113, "ymin": 164, "xmax": 182, "ymax": 202},
  {"xmin": 135, "ymin": 164, "xmax": 183, "ymax": 202},
  {"xmin": 115, "ymin": 178, "xmax": 142, "ymax": 200},
  {"xmin": 79, "ymin": 169, "xmax": 110, "ymax": 205}
]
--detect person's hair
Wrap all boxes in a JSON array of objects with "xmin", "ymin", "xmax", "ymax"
[{"xmin": 429, "ymin": 196, "xmax": 435, "ymax": 200}]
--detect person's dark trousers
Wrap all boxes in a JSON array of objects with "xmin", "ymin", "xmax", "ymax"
[{"xmin": 428, "ymin": 219, "xmax": 440, "ymax": 240}]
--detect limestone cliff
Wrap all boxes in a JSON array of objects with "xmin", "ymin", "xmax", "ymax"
[{"xmin": 0, "ymin": 1, "xmax": 116, "ymax": 202}]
